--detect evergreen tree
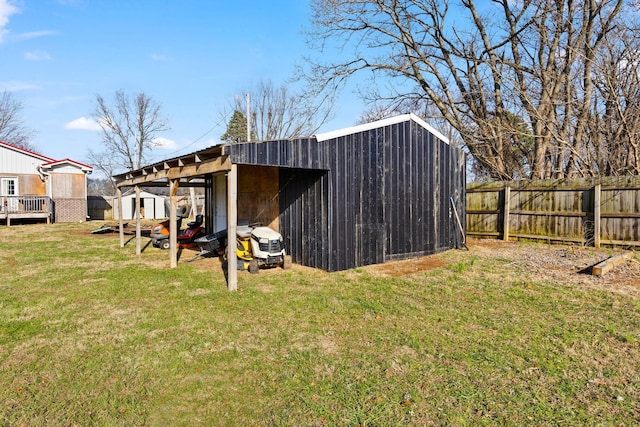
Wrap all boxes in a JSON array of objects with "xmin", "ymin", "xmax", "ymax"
[{"xmin": 221, "ymin": 110, "xmax": 254, "ymax": 143}]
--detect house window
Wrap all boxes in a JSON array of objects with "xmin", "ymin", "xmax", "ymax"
[{"xmin": 1, "ymin": 177, "xmax": 18, "ymax": 196}]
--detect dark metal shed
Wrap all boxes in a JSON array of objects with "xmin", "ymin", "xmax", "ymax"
[
  {"xmin": 114, "ymin": 113, "xmax": 466, "ymax": 285},
  {"xmin": 227, "ymin": 113, "xmax": 466, "ymax": 271}
]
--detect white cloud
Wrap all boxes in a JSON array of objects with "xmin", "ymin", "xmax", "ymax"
[
  {"xmin": 0, "ymin": 0, "xmax": 20, "ymax": 43},
  {"xmin": 65, "ymin": 117, "xmax": 101, "ymax": 131},
  {"xmin": 24, "ymin": 51, "xmax": 52, "ymax": 61},
  {"xmin": 13, "ymin": 30, "xmax": 57, "ymax": 41},
  {"xmin": 153, "ymin": 137, "xmax": 179, "ymax": 150},
  {"xmin": 0, "ymin": 80, "xmax": 39, "ymax": 91}
]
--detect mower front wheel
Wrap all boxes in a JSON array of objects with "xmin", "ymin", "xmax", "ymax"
[{"xmin": 160, "ymin": 239, "xmax": 170, "ymax": 250}]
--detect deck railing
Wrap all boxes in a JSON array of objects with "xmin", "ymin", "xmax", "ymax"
[{"xmin": 1, "ymin": 195, "xmax": 51, "ymax": 214}]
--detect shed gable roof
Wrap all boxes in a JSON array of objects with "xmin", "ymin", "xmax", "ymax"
[
  {"xmin": 41, "ymin": 158, "xmax": 93, "ymax": 173},
  {"xmin": 313, "ymin": 113, "xmax": 450, "ymax": 144}
]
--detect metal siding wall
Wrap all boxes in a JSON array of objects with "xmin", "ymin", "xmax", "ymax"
[
  {"xmin": 442, "ymin": 140, "xmax": 452, "ymax": 250},
  {"xmin": 384, "ymin": 120, "xmax": 464, "ymax": 260},
  {"xmin": 0, "ymin": 147, "xmax": 45, "ymax": 174},
  {"xmin": 415, "ymin": 125, "xmax": 426, "ymax": 251},
  {"xmin": 426, "ymin": 132, "xmax": 435, "ymax": 250},
  {"xmin": 229, "ymin": 126, "xmax": 466, "ymax": 271},
  {"xmin": 334, "ymin": 136, "xmax": 352, "ymax": 271},
  {"xmin": 358, "ymin": 129, "xmax": 385, "ymax": 266},
  {"xmin": 279, "ymin": 168, "xmax": 330, "ymax": 270},
  {"xmin": 385, "ymin": 124, "xmax": 398, "ymax": 255}
]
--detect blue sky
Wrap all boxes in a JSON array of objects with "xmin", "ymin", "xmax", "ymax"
[{"xmin": 0, "ymin": 0, "xmax": 365, "ymax": 168}]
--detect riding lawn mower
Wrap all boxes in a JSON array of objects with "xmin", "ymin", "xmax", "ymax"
[
  {"xmin": 150, "ymin": 207, "xmax": 205, "ymax": 250},
  {"xmin": 192, "ymin": 221, "xmax": 291, "ymax": 273}
]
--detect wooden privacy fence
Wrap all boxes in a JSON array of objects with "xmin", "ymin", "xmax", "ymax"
[{"xmin": 466, "ymin": 176, "xmax": 640, "ymax": 248}]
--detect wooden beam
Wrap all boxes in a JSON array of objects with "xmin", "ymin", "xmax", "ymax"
[
  {"xmin": 592, "ymin": 252, "xmax": 632, "ymax": 276},
  {"xmin": 117, "ymin": 187, "xmax": 124, "ymax": 247},
  {"xmin": 169, "ymin": 179, "xmax": 179, "ymax": 268},
  {"xmin": 115, "ymin": 155, "xmax": 231, "ymax": 188},
  {"xmin": 135, "ymin": 185, "xmax": 141, "ymax": 255},
  {"xmin": 227, "ymin": 164, "xmax": 238, "ymax": 291}
]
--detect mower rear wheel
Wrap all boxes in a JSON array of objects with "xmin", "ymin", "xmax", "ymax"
[{"xmin": 249, "ymin": 259, "xmax": 259, "ymax": 274}]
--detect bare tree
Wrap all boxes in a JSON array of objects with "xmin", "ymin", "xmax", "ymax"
[
  {"xmin": 0, "ymin": 91, "xmax": 36, "ymax": 151},
  {"xmin": 306, "ymin": 0, "xmax": 628, "ymax": 179},
  {"xmin": 88, "ymin": 90, "xmax": 169, "ymax": 187},
  {"xmin": 588, "ymin": 24, "xmax": 640, "ymax": 176},
  {"xmin": 228, "ymin": 80, "xmax": 333, "ymax": 141}
]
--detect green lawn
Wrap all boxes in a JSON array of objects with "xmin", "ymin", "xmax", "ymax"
[{"xmin": 1, "ymin": 222, "xmax": 638, "ymax": 426}]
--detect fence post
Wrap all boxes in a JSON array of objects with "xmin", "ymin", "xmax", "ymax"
[
  {"xmin": 594, "ymin": 184, "xmax": 601, "ymax": 248},
  {"xmin": 503, "ymin": 186, "xmax": 511, "ymax": 241}
]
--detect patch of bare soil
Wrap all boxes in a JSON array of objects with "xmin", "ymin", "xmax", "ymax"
[
  {"xmin": 359, "ymin": 238, "xmax": 640, "ymax": 298},
  {"xmin": 466, "ymin": 238, "xmax": 640, "ymax": 298},
  {"xmin": 364, "ymin": 256, "xmax": 447, "ymax": 277}
]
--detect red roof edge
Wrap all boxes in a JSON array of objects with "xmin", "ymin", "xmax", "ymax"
[
  {"xmin": 1, "ymin": 141, "xmax": 93, "ymax": 171},
  {"xmin": 41, "ymin": 158, "xmax": 94, "ymax": 171},
  {"xmin": 0, "ymin": 140, "xmax": 55, "ymax": 162}
]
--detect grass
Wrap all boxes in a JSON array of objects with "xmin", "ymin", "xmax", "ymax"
[{"xmin": 0, "ymin": 222, "xmax": 638, "ymax": 426}]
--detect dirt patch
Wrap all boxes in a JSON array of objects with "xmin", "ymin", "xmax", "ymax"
[
  {"xmin": 357, "ymin": 238, "xmax": 639, "ymax": 298},
  {"xmin": 364, "ymin": 256, "xmax": 447, "ymax": 277},
  {"xmin": 466, "ymin": 238, "xmax": 640, "ymax": 298}
]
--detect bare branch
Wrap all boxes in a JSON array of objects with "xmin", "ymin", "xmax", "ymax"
[
  {"xmin": 0, "ymin": 91, "xmax": 37, "ymax": 151},
  {"xmin": 91, "ymin": 90, "xmax": 169, "ymax": 177}
]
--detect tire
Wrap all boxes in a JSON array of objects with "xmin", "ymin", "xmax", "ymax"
[
  {"xmin": 249, "ymin": 259, "xmax": 259, "ymax": 274},
  {"xmin": 282, "ymin": 255, "xmax": 292, "ymax": 270},
  {"xmin": 160, "ymin": 239, "xmax": 170, "ymax": 250}
]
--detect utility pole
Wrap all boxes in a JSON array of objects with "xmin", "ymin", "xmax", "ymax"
[{"xmin": 246, "ymin": 92, "xmax": 251, "ymax": 142}]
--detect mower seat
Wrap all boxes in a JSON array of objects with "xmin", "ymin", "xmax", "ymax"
[
  {"xmin": 236, "ymin": 225, "xmax": 253, "ymax": 239},
  {"xmin": 187, "ymin": 214, "xmax": 204, "ymax": 228}
]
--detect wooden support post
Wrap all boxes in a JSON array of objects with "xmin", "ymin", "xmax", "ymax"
[
  {"xmin": 503, "ymin": 186, "xmax": 511, "ymax": 241},
  {"xmin": 135, "ymin": 185, "xmax": 141, "ymax": 255},
  {"xmin": 594, "ymin": 184, "xmax": 601, "ymax": 248},
  {"xmin": 227, "ymin": 164, "xmax": 238, "ymax": 291},
  {"xmin": 117, "ymin": 187, "xmax": 124, "ymax": 247},
  {"xmin": 169, "ymin": 179, "xmax": 179, "ymax": 268},
  {"xmin": 190, "ymin": 187, "xmax": 198, "ymax": 217}
]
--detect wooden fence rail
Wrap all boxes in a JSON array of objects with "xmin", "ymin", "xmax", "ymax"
[{"xmin": 466, "ymin": 176, "xmax": 640, "ymax": 248}]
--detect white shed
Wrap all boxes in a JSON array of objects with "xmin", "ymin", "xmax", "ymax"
[{"xmin": 112, "ymin": 190, "xmax": 167, "ymax": 220}]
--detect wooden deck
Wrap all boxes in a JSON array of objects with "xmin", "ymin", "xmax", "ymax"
[{"xmin": 1, "ymin": 196, "xmax": 51, "ymax": 225}]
